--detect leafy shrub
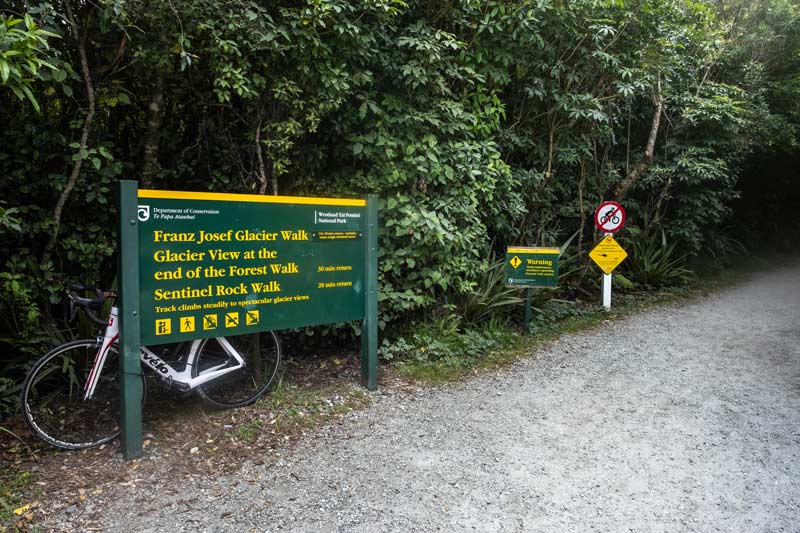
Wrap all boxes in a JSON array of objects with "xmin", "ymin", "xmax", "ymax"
[
  {"xmin": 379, "ymin": 324, "xmax": 515, "ymax": 367},
  {"xmin": 454, "ymin": 258, "xmax": 524, "ymax": 326},
  {"xmin": 624, "ymin": 234, "xmax": 694, "ymax": 288},
  {"xmin": 702, "ymin": 226, "xmax": 748, "ymax": 264},
  {"xmin": 1, "ymin": 0, "xmax": 798, "ymax": 419},
  {"xmin": 0, "ymin": 378, "xmax": 19, "ymax": 420},
  {"xmin": 378, "ymin": 336, "xmax": 416, "ymax": 362},
  {"xmin": 526, "ymin": 299, "xmax": 587, "ymax": 330},
  {"xmin": 612, "ymin": 273, "xmax": 637, "ymax": 290}
]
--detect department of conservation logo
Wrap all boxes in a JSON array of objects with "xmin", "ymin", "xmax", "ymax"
[{"xmin": 137, "ymin": 205, "xmax": 150, "ymax": 221}]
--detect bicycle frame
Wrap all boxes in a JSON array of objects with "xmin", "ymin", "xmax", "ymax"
[{"xmin": 83, "ymin": 305, "xmax": 245, "ymax": 400}]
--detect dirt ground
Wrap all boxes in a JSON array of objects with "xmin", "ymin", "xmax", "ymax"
[
  {"xmin": 2, "ymin": 349, "xmax": 386, "ymax": 530},
  {"xmin": 6, "ymin": 263, "xmax": 800, "ymax": 531}
]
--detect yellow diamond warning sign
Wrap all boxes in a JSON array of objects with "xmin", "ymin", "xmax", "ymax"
[
  {"xmin": 589, "ymin": 235, "xmax": 628, "ymax": 275},
  {"xmin": 509, "ymin": 255, "xmax": 522, "ymax": 269}
]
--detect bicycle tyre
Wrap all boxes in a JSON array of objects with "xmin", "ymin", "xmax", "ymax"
[
  {"xmin": 193, "ymin": 332, "xmax": 281, "ymax": 408},
  {"xmin": 21, "ymin": 339, "xmax": 126, "ymax": 450}
]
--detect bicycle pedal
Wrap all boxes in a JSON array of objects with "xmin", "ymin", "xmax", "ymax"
[{"xmin": 157, "ymin": 375, "xmax": 174, "ymax": 391}]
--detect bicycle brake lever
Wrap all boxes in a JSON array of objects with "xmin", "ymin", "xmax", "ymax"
[{"xmin": 69, "ymin": 299, "xmax": 77, "ymax": 322}]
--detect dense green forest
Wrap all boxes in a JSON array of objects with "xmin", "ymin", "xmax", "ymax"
[{"xmin": 1, "ymin": 0, "xmax": 798, "ymax": 415}]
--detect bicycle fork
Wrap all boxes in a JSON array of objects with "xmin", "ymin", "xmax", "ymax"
[{"xmin": 84, "ymin": 306, "xmax": 119, "ymax": 400}]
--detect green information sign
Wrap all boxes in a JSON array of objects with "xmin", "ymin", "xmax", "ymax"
[
  {"xmin": 505, "ymin": 247, "xmax": 560, "ymax": 288},
  {"xmin": 136, "ymin": 189, "xmax": 367, "ymax": 345},
  {"xmin": 117, "ymin": 182, "xmax": 378, "ymax": 460}
]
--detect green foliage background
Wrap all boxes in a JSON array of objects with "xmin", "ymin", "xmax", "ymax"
[{"xmin": 1, "ymin": 0, "xmax": 798, "ymax": 415}]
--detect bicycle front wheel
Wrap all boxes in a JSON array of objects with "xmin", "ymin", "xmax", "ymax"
[
  {"xmin": 193, "ymin": 332, "xmax": 281, "ymax": 408},
  {"xmin": 21, "ymin": 339, "xmax": 122, "ymax": 450}
]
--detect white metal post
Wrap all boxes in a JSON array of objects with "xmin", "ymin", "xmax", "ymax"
[
  {"xmin": 602, "ymin": 273, "xmax": 612, "ymax": 309},
  {"xmin": 602, "ymin": 232, "xmax": 612, "ymax": 310}
]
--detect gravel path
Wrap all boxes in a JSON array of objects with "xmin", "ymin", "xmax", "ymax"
[{"xmin": 55, "ymin": 265, "xmax": 800, "ymax": 532}]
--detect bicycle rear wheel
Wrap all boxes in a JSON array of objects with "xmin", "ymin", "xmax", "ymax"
[
  {"xmin": 193, "ymin": 332, "xmax": 281, "ymax": 408},
  {"xmin": 21, "ymin": 340, "xmax": 122, "ymax": 450}
]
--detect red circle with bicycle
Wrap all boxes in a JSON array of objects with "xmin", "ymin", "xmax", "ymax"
[{"xmin": 594, "ymin": 201, "xmax": 626, "ymax": 233}]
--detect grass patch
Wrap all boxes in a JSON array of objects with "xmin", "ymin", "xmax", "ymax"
[
  {"xmin": 225, "ymin": 419, "xmax": 264, "ymax": 444},
  {"xmin": 0, "ymin": 469, "xmax": 36, "ymax": 527},
  {"xmin": 390, "ymin": 299, "xmax": 645, "ymax": 384},
  {"xmin": 252, "ymin": 381, "xmax": 369, "ymax": 436},
  {"xmin": 390, "ymin": 324, "xmax": 524, "ymax": 384}
]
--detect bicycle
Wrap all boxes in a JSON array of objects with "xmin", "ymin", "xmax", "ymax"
[
  {"xmin": 21, "ymin": 284, "xmax": 281, "ymax": 450},
  {"xmin": 599, "ymin": 208, "xmax": 620, "ymax": 226}
]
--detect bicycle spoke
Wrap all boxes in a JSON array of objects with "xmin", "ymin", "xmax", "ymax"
[
  {"xmin": 22, "ymin": 340, "xmax": 125, "ymax": 450},
  {"xmin": 193, "ymin": 333, "xmax": 281, "ymax": 408}
]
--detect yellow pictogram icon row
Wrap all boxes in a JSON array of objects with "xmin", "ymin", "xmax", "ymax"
[{"xmin": 155, "ymin": 309, "xmax": 260, "ymax": 336}]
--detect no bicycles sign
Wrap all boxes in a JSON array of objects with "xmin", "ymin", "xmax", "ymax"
[
  {"xmin": 594, "ymin": 201, "xmax": 625, "ymax": 233},
  {"xmin": 591, "ymin": 200, "xmax": 628, "ymax": 312}
]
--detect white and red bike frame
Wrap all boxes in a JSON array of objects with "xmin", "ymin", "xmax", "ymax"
[{"xmin": 84, "ymin": 306, "xmax": 245, "ymax": 399}]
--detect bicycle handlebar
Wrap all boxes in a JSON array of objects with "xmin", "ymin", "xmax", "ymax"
[{"xmin": 67, "ymin": 284, "xmax": 114, "ymax": 327}]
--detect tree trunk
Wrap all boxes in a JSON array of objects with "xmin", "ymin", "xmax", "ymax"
[
  {"xmin": 615, "ymin": 91, "xmax": 664, "ymax": 201},
  {"xmin": 577, "ymin": 158, "xmax": 586, "ymax": 254},
  {"xmin": 141, "ymin": 73, "xmax": 164, "ymax": 188},
  {"xmin": 644, "ymin": 176, "xmax": 673, "ymax": 234},
  {"xmin": 42, "ymin": 3, "xmax": 95, "ymax": 266},
  {"xmin": 254, "ymin": 121, "xmax": 269, "ymax": 195}
]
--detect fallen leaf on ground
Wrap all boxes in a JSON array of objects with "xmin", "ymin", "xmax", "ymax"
[{"xmin": 13, "ymin": 504, "xmax": 30, "ymax": 515}]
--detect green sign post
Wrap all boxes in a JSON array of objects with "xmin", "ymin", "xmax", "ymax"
[
  {"xmin": 118, "ymin": 181, "xmax": 144, "ymax": 459},
  {"xmin": 118, "ymin": 181, "xmax": 379, "ymax": 459},
  {"xmin": 505, "ymin": 246, "xmax": 560, "ymax": 331}
]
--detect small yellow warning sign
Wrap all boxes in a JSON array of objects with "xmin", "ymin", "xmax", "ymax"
[
  {"xmin": 155, "ymin": 319, "xmax": 172, "ymax": 336},
  {"xmin": 245, "ymin": 309, "xmax": 260, "ymax": 326},
  {"xmin": 203, "ymin": 314, "xmax": 218, "ymax": 330},
  {"xmin": 589, "ymin": 235, "xmax": 628, "ymax": 275},
  {"xmin": 225, "ymin": 312, "xmax": 239, "ymax": 328},
  {"xmin": 509, "ymin": 255, "xmax": 522, "ymax": 269},
  {"xmin": 179, "ymin": 316, "xmax": 195, "ymax": 333}
]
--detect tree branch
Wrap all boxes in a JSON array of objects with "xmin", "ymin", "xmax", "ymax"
[
  {"xmin": 255, "ymin": 122, "xmax": 266, "ymax": 194},
  {"xmin": 615, "ymin": 83, "xmax": 663, "ymax": 200},
  {"xmin": 42, "ymin": 2, "xmax": 96, "ymax": 265},
  {"xmin": 141, "ymin": 72, "xmax": 164, "ymax": 188}
]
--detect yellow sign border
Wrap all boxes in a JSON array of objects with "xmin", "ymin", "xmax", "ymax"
[
  {"xmin": 138, "ymin": 188, "xmax": 366, "ymax": 207},
  {"xmin": 507, "ymin": 247, "xmax": 560, "ymax": 254}
]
